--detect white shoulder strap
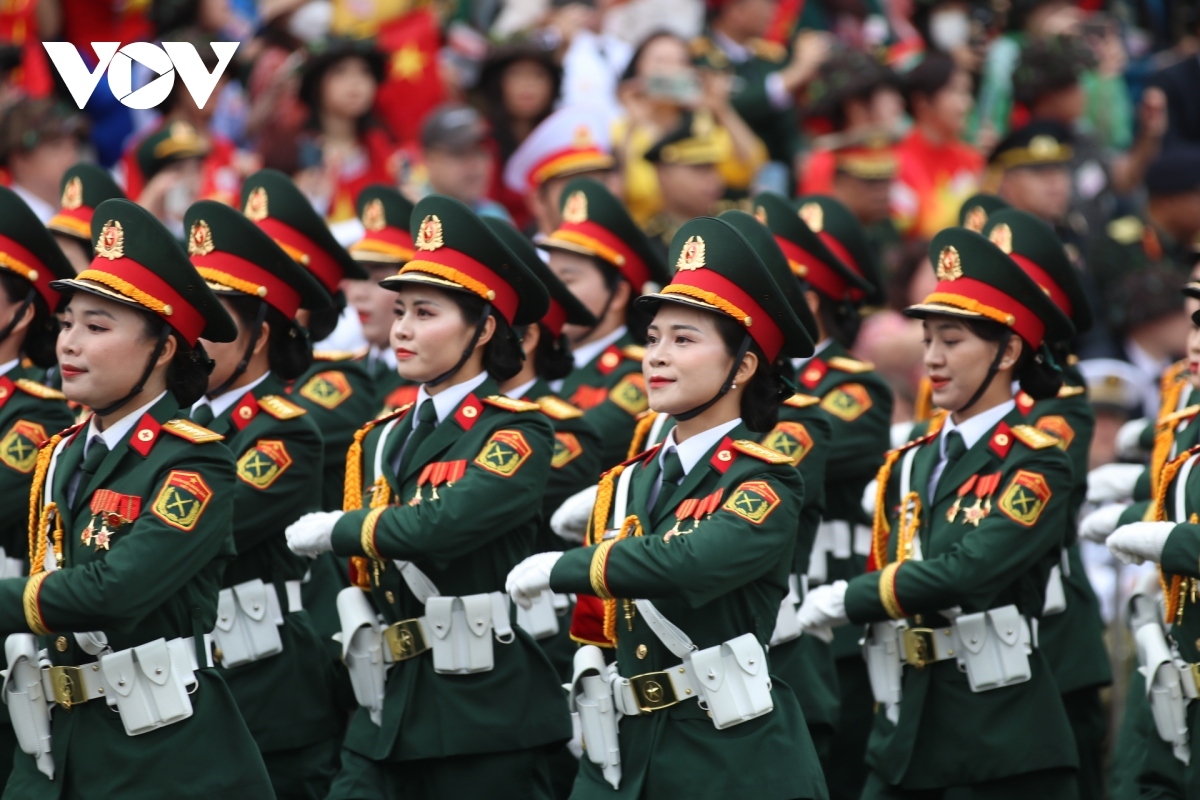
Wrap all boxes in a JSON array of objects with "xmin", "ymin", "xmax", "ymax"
[
  {"xmin": 372, "ymin": 417, "xmax": 403, "ymax": 484},
  {"xmin": 393, "ymin": 560, "xmax": 440, "ymax": 604},
  {"xmin": 634, "ymin": 598, "xmax": 696, "ymax": 659},
  {"xmin": 1174, "ymin": 451, "xmax": 1200, "ymax": 523},
  {"xmin": 897, "ymin": 445, "xmax": 923, "ymax": 561},
  {"xmin": 647, "ymin": 413, "xmax": 671, "ymax": 448},
  {"xmin": 612, "ymin": 458, "xmax": 636, "ymax": 525}
]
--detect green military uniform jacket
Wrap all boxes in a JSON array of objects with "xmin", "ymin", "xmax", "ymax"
[
  {"xmin": 0, "ymin": 392, "xmax": 273, "ymax": 800},
  {"xmin": 558, "ymin": 332, "xmax": 648, "ymax": 471},
  {"xmin": 291, "ymin": 350, "xmax": 379, "ymax": 511},
  {"xmin": 550, "ymin": 423, "xmax": 828, "ymax": 800},
  {"xmin": 330, "ymin": 376, "xmax": 571, "ymax": 762},
  {"xmin": 844, "ymin": 407, "xmax": 1078, "ymax": 788},
  {"xmin": 359, "ymin": 350, "xmax": 411, "ymax": 412},
  {"xmin": 204, "ymin": 374, "xmax": 342, "ymax": 753}
]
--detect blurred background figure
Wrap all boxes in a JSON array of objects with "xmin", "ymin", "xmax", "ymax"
[
  {"xmin": 640, "ymin": 110, "xmax": 728, "ymax": 259},
  {"xmin": 0, "ymin": 98, "xmax": 86, "ymax": 223},
  {"xmin": 417, "ymin": 104, "xmax": 511, "ymax": 220}
]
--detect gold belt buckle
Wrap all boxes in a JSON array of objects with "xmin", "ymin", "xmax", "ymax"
[
  {"xmin": 902, "ymin": 628, "xmax": 935, "ymax": 669},
  {"xmin": 48, "ymin": 666, "xmax": 87, "ymax": 710},
  {"xmin": 383, "ymin": 618, "xmax": 429, "ymax": 661},
  {"xmin": 628, "ymin": 671, "xmax": 679, "ymax": 713}
]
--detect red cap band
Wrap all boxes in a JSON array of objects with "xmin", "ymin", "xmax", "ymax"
[
  {"xmin": 0, "ymin": 233, "xmax": 59, "ymax": 308},
  {"xmin": 528, "ymin": 146, "xmax": 613, "ymax": 189},
  {"xmin": 925, "ymin": 275, "xmax": 1046, "ymax": 346},
  {"xmin": 255, "ymin": 217, "xmax": 343, "ymax": 295},
  {"xmin": 1009, "ymin": 253, "xmax": 1072, "ymax": 319},
  {"xmin": 191, "ymin": 251, "xmax": 303, "ymax": 318},
  {"xmin": 79, "ymin": 258, "xmax": 206, "ymax": 344},
  {"xmin": 550, "ymin": 219, "xmax": 652, "ymax": 291},
  {"xmin": 403, "ymin": 246, "xmax": 521, "ymax": 324},
  {"xmin": 542, "ymin": 297, "xmax": 568, "ymax": 338},
  {"xmin": 664, "ymin": 269, "xmax": 785, "ymax": 360},
  {"xmin": 774, "ymin": 236, "xmax": 862, "ymax": 302}
]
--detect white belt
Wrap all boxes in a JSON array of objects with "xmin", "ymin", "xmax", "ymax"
[
  {"xmin": 39, "ymin": 635, "xmax": 208, "ymax": 709},
  {"xmin": 896, "ymin": 625, "xmax": 959, "ymax": 667},
  {"xmin": 612, "ymin": 661, "xmax": 698, "ymax": 716},
  {"xmin": 381, "ymin": 591, "xmax": 514, "ymax": 663}
]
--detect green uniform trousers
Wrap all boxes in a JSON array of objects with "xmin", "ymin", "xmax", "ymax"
[
  {"xmin": 327, "ymin": 745, "xmax": 555, "ymax": 800},
  {"xmin": 861, "ymin": 767, "xmax": 1079, "ymax": 799},
  {"xmin": 262, "ymin": 735, "xmax": 341, "ymax": 800},
  {"xmin": 826, "ymin": 656, "xmax": 873, "ymax": 800},
  {"xmin": 1061, "ymin": 686, "xmax": 1106, "ymax": 800}
]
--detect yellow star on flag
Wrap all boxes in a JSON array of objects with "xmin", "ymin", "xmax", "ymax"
[{"xmin": 391, "ymin": 43, "xmax": 426, "ymax": 81}]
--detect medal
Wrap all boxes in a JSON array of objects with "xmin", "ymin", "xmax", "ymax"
[
  {"xmin": 963, "ymin": 474, "xmax": 1002, "ymax": 527},
  {"xmin": 662, "ymin": 489, "xmax": 724, "ymax": 542},
  {"xmin": 946, "ymin": 476, "xmax": 978, "ymax": 523}
]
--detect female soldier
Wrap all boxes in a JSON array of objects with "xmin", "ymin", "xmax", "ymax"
[
  {"xmin": 183, "ymin": 200, "xmax": 344, "ymax": 799},
  {"xmin": 798, "ymin": 227, "xmax": 1081, "ymax": 797},
  {"xmin": 506, "ymin": 216, "xmax": 827, "ymax": 800},
  {"xmin": 1, "ymin": 199, "xmax": 273, "ymax": 798},
  {"xmin": 286, "ymin": 196, "xmax": 571, "ymax": 798}
]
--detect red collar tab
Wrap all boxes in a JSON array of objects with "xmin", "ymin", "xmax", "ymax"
[
  {"xmin": 988, "ymin": 421, "xmax": 1014, "ymax": 459},
  {"xmin": 597, "ymin": 345, "xmax": 623, "ymax": 376},
  {"xmin": 231, "ymin": 393, "xmax": 258, "ymax": 431},
  {"xmin": 0, "ymin": 376, "xmax": 15, "ymax": 409},
  {"xmin": 799, "ymin": 359, "xmax": 827, "ymax": 389},
  {"xmin": 1015, "ymin": 392, "xmax": 1035, "ymax": 415},
  {"xmin": 128, "ymin": 413, "xmax": 162, "ymax": 457},
  {"xmin": 454, "ymin": 394, "xmax": 483, "ymax": 431},
  {"xmin": 710, "ymin": 436, "xmax": 737, "ymax": 474}
]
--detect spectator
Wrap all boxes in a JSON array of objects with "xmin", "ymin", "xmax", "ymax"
[
  {"xmin": 1109, "ymin": 266, "xmax": 1189, "ymax": 417},
  {"xmin": 892, "ymin": 52, "xmax": 984, "ymax": 239},
  {"xmin": 1077, "ymin": 358, "xmax": 1145, "ymax": 470},
  {"xmin": 989, "ymin": 120, "xmax": 1074, "ymax": 225},
  {"xmin": 133, "ymin": 121, "xmax": 209, "ymax": 237},
  {"xmin": 0, "ymin": 98, "xmax": 87, "ymax": 223},
  {"xmin": 418, "ymin": 104, "xmax": 511, "ymax": 221},
  {"xmin": 46, "ymin": 162, "xmax": 127, "ymax": 274},
  {"xmin": 552, "ymin": 3, "xmax": 633, "ymax": 119},
  {"xmin": 244, "ymin": 1, "xmax": 325, "ymax": 161},
  {"xmin": 641, "ymin": 111, "xmax": 727, "ymax": 260},
  {"xmin": 1150, "ymin": 10, "xmax": 1200, "ymax": 149},
  {"xmin": 612, "ymin": 30, "xmax": 766, "ymax": 224},
  {"xmin": 829, "ymin": 133, "xmax": 901, "ymax": 267}
]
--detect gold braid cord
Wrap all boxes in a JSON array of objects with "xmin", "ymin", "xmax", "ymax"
[
  {"xmin": 27, "ymin": 434, "xmax": 62, "ymax": 579},
  {"xmin": 1153, "ymin": 447, "xmax": 1195, "ymax": 623},
  {"xmin": 343, "ymin": 411, "xmax": 405, "ymax": 590},
  {"xmin": 871, "ymin": 449, "xmax": 903, "ymax": 570},
  {"xmin": 1150, "ymin": 372, "xmax": 1189, "ymax": 503},
  {"xmin": 588, "ymin": 465, "xmax": 624, "ymax": 547},
  {"xmin": 627, "ymin": 414, "xmax": 657, "ymax": 461},
  {"xmin": 601, "ymin": 515, "xmax": 643, "ymax": 644}
]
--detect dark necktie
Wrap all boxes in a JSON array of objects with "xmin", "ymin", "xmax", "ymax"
[
  {"xmin": 652, "ymin": 448, "xmax": 685, "ymax": 516},
  {"xmin": 191, "ymin": 403, "xmax": 214, "ymax": 427},
  {"xmin": 397, "ymin": 400, "xmax": 438, "ymax": 478},
  {"xmin": 944, "ymin": 431, "xmax": 967, "ymax": 465},
  {"xmin": 71, "ymin": 437, "xmax": 109, "ymax": 506}
]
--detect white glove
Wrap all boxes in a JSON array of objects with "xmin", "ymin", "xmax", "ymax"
[
  {"xmin": 1107, "ymin": 521, "xmax": 1175, "ymax": 566},
  {"xmin": 861, "ymin": 479, "xmax": 879, "ymax": 518},
  {"xmin": 1078, "ymin": 503, "xmax": 1128, "ymax": 543},
  {"xmin": 1086, "ymin": 463, "xmax": 1145, "ymax": 505},
  {"xmin": 551, "ymin": 484, "xmax": 599, "ymax": 544},
  {"xmin": 890, "ymin": 422, "xmax": 916, "ymax": 450},
  {"xmin": 795, "ymin": 580, "xmax": 849, "ymax": 643},
  {"xmin": 506, "ymin": 552, "xmax": 564, "ymax": 609},
  {"xmin": 1115, "ymin": 418, "xmax": 1152, "ymax": 461},
  {"xmin": 285, "ymin": 510, "xmax": 343, "ymax": 557}
]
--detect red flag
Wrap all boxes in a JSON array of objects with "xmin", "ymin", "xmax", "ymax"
[{"xmin": 374, "ymin": 10, "xmax": 446, "ymax": 146}]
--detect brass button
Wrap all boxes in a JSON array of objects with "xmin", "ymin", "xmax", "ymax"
[
  {"xmin": 717, "ymin": 450, "xmax": 732, "ymax": 462},
  {"xmin": 55, "ymin": 636, "xmax": 68, "ymax": 652},
  {"xmin": 914, "ymin": 614, "xmax": 923, "ymax": 625},
  {"xmin": 137, "ymin": 429, "xmax": 154, "ymax": 442},
  {"xmin": 804, "ymin": 369, "xmax": 820, "ymax": 383},
  {"xmin": 385, "ymin": 591, "xmax": 396, "ymax": 604},
  {"xmin": 463, "ymin": 406, "xmax": 477, "ymax": 418},
  {"xmin": 636, "ymin": 644, "xmax": 648, "ymax": 659},
  {"xmin": 601, "ymin": 352, "xmax": 619, "ymax": 369},
  {"xmin": 994, "ymin": 433, "xmax": 1009, "ymax": 447},
  {"xmin": 1194, "ymin": 638, "xmax": 1200, "ymax": 652},
  {"xmin": 239, "ymin": 406, "xmax": 253, "ymax": 419}
]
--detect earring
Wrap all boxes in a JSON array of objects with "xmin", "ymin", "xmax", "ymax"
[{"xmin": 731, "ymin": 382, "xmax": 738, "ymax": 389}]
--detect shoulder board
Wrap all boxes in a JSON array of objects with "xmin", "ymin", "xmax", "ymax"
[
  {"xmin": 313, "ymin": 348, "xmax": 366, "ymax": 362},
  {"xmin": 482, "ymin": 395, "xmax": 540, "ymax": 413},
  {"xmin": 1057, "ymin": 384, "xmax": 1086, "ymax": 399},
  {"xmin": 1106, "ymin": 215, "xmax": 1143, "ymax": 245},
  {"xmin": 373, "ymin": 402, "xmax": 413, "ymax": 423},
  {"xmin": 14, "ymin": 379, "xmax": 65, "ymax": 400},
  {"xmin": 1011, "ymin": 424, "xmax": 1059, "ymax": 449},
  {"xmin": 749, "ymin": 38, "xmax": 786, "ymax": 62},
  {"xmin": 258, "ymin": 395, "xmax": 307, "ymax": 420},
  {"xmin": 621, "ymin": 345, "xmax": 645, "ymax": 361},
  {"xmin": 535, "ymin": 395, "xmax": 583, "ymax": 420},
  {"xmin": 161, "ymin": 419, "xmax": 224, "ymax": 443},
  {"xmin": 731, "ymin": 439, "xmax": 793, "ymax": 464},
  {"xmin": 55, "ymin": 420, "xmax": 87, "ymax": 443},
  {"xmin": 827, "ymin": 356, "xmax": 875, "ymax": 373},
  {"xmin": 782, "ymin": 393, "xmax": 820, "ymax": 408}
]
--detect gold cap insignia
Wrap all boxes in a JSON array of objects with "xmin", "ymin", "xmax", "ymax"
[
  {"xmin": 563, "ymin": 191, "xmax": 588, "ymax": 224},
  {"xmin": 964, "ymin": 206, "xmax": 987, "ymax": 232},
  {"xmin": 798, "ymin": 202, "xmax": 823, "ymax": 233},
  {"xmin": 572, "ymin": 125, "xmax": 594, "ymax": 149},
  {"xmin": 188, "ymin": 220, "xmax": 214, "ymax": 257},
  {"xmin": 362, "ymin": 198, "xmax": 386, "ymax": 232},
  {"xmin": 936, "ymin": 245, "xmax": 962, "ymax": 281},
  {"xmin": 95, "ymin": 220, "xmax": 125, "ymax": 260},
  {"xmin": 244, "ymin": 187, "xmax": 268, "ymax": 222},
  {"xmin": 988, "ymin": 223, "xmax": 1013, "ymax": 254},
  {"xmin": 417, "ymin": 215, "xmax": 444, "ymax": 251},
  {"xmin": 1028, "ymin": 135, "xmax": 1059, "ymax": 159},
  {"xmin": 62, "ymin": 176, "xmax": 83, "ymax": 210},
  {"xmin": 754, "ymin": 206, "xmax": 767, "ymax": 225},
  {"xmin": 676, "ymin": 235, "xmax": 706, "ymax": 271}
]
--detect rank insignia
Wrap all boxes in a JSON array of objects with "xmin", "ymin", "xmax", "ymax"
[
  {"xmin": 609, "ymin": 373, "xmax": 648, "ymax": 416},
  {"xmin": 0, "ymin": 420, "xmax": 47, "ymax": 473},
  {"xmin": 722, "ymin": 480, "xmax": 781, "ymax": 525},
  {"xmin": 299, "ymin": 371, "xmax": 352, "ymax": 409},
  {"xmin": 1035, "ymin": 415, "xmax": 1074, "ymax": 450},
  {"xmin": 475, "ymin": 429, "xmax": 532, "ymax": 477},
  {"xmin": 761, "ymin": 422, "xmax": 814, "ymax": 465},
  {"xmin": 997, "ymin": 470, "xmax": 1052, "ymax": 526},
  {"xmin": 152, "ymin": 470, "xmax": 214, "ymax": 532},
  {"xmin": 237, "ymin": 440, "xmax": 293, "ymax": 490},
  {"xmin": 570, "ymin": 385, "xmax": 608, "ymax": 410},
  {"xmin": 244, "ymin": 186, "xmax": 268, "ymax": 221},
  {"xmin": 95, "ymin": 220, "xmax": 124, "ymax": 260},
  {"xmin": 552, "ymin": 431, "xmax": 583, "ymax": 468},
  {"xmin": 820, "ymin": 383, "xmax": 872, "ymax": 422}
]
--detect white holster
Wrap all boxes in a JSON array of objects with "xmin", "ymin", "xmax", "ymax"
[
  {"xmin": 1042, "ymin": 549, "xmax": 1070, "ymax": 616},
  {"xmin": 1132, "ymin": 593, "xmax": 1192, "ymax": 764},
  {"xmin": 335, "ymin": 587, "xmax": 389, "ymax": 726},
  {"xmin": 769, "ymin": 574, "xmax": 802, "ymax": 647},
  {"xmin": 212, "ymin": 578, "xmax": 302, "ymax": 668},
  {"xmin": 569, "ymin": 645, "xmax": 621, "ymax": 790},
  {"xmin": 515, "ymin": 589, "xmax": 561, "ymax": 641},
  {"xmin": 953, "ymin": 607, "xmax": 1033, "ymax": 692},
  {"xmin": 99, "ymin": 638, "xmax": 197, "ymax": 736},
  {"xmin": 3, "ymin": 634, "xmax": 53, "ymax": 779},
  {"xmin": 862, "ymin": 621, "xmax": 904, "ymax": 723}
]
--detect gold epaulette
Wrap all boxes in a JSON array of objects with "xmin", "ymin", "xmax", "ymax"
[
  {"xmin": 15, "ymin": 379, "xmax": 65, "ymax": 400},
  {"xmin": 1057, "ymin": 384, "xmax": 1087, "ymax": 398},
  {"xmin": 827, "ymin": 356, "xmax": 875, "ymax": 373},
  {"xmin": 749, "ymin": 38, "xmax": 786, "ymax": 62},
  {"xmin": 1107, "ymin": 215, "xmax": 1143, "ymax": 245},
  {"xmin": 731, "ymin": 439, "xmax": 792, "ymax": 464},
  {"xmin": 482, "ymin": 395, "xmax": 539, "ymax": 412},
  {"xmin": 783, "ymin": 393, "xmax": 820, "ymax": 408},
  {"xmin": 162, "ymin": 419, "xmax": 224, "ymax": 443},
  {"xmin": 313, "ymin": 348, "xmax": 367, "ymax": 362},
  {"xmin": 535, "ymin": 395, "xmax": 583, "ymax": 420},
  {"xmin": 621, "ymin": 345, "xmax": 646, "ymax": 361},
  {"xmin": 258, "ymin": 395, "xmax": 307, "ymax": 420},
  {"xmin": 1159, "ymin": 404, "xmax": 1200, "ymax": 427},
  {"xmin": 1011, "ymin": 424, "xmax": 1059, "ymax": 449}
]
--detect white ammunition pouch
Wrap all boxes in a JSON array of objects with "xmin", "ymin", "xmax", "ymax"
[
  {"xmin": 862, "ymin": 621, "xmax": 904, "ymax": 723},
  {"xmin": 426, "ymin": 593, "xmax": 510, "ymax": 674},
  {"xmin": 769, "ymin": 574, "xmax": 802, "ymax": 647},
  {"xmin": 953, "ymin": 606, "xmax": 1033, "ymax": 691},
  {"xmin": 3, "ymin": 634, "xmax": 53, "ymax": 778},
  {"xmin": 515, "ymin": 589, "xmax": 565, "ymax": 641},
  {"xmin": 1042, "ymin": 549, "xmax": 1070, "ymax": 616},
  {"xmin": 569, "ymin": 645, "xmax": 622, "ymax": 790},
  {"xmin": 805, "ymin": 520, "xmax": 872, "ymax": 585},
  {"xmin": 211, "ymin": 578, "xmax": 302, "ymax": 668}
]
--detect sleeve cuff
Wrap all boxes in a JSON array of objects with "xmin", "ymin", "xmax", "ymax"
[
  {"xmin": 23, "ymin": 573, "xmax": 49, "ymax": 635},
  {"xmin": 549, "ymin": 546, "xmax": 599, "ymax": 595},
  {"xmin": 1163, "ymin": 522, "xmax": 1200, "ymax": 577},
  {"xmin": 331, "ymin": 509, "xmax": 369, "ymax": 557},
  {"xmin": 845, "ymin": 570, "xmax": 886, "ymax": 623}
]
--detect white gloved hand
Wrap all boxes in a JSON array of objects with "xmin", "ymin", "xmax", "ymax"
[
  {"xmin": 862, "ymin": 479, "xmax": 879, "ymax": 518},
  {"xmin": 890, "ymin": 422, "xmax": 916, "ymax": 451},
  {"xmin": 1078, "ymin": 503, "xmax": 1128, "ymax": 543},
  {"xmin": 551, "ymin": 484, "xmax": 599, "ymax": 544},
  {"xmin": 796, "ymin": 580, "xmax": 849, "ymax": 643},
  {"xmin": 285, "ymin": 510, "xmax": 344, "ymax": 557},
  {"xmin": 1115, "ymin": 418, "xmax": 1152, "ymax": 461},
  {"xmin": 1086, "ymin": 463, "xmax": 1145, "ymax": 504},
  {"xmin": 506, "ymin": 552, "xmax": 565, "ymax": 609},
  {"xmin": 1107, "ymin": 521, "xmax": 1175, "ymax": 566}
]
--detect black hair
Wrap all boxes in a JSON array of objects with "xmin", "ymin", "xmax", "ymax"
[
  {"xmin": 139, "ymin": 310, "xmax": 212, "ymax": 408},
  {"xmin": 963, "ymin": 317, "xmax": 1062, "ymax": 400},
  {"xmin": 532, "ymin": 323, "xmax": 575, "ymax": 382},
  {"xmin": 306, "ymin": 301, "xmax": 343, "ymax": 343},
  {"xmin": 810, "ymin": 290, "xmax": 862, "ymax": 348},
  {"xmin": 222, "ymin": 294, "xmax": 314, "ymax": 381},
  {"xmin": 444, "ymin": 290, "xmax": 526, "ymax": 382},
  {"xmin": 620, "ymin": 30, "xmax": 686, "ymax": 83},
  {"xmin": 594, "ymin": 258, "xmax": 650, "ymax": 344},
  {"xmin": 1012, "ymin": 35, "xmax": 1095, "ymax": 108},
  {"xmin": 477, "ymin": 54, "xmax": 561, "ymax": 166},
  {"xmin": 903, "ymin": 52, "xmax": 960, "ymax": 117},
  {"xmin": 0, "ymin": 272, "xmax": 56, "ymax": 368},
  {"xmin": 713, "ymin": 313, "xmax": 783, "ymax": 433}
]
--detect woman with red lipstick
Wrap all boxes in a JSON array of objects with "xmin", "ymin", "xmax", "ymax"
[
  {"xmin": 286, "ymin": 195, "xmax": 571, "ymax": 799},
  {"xmin": 506, "ymin": 216, "xmax": 827, "ymax": 800},
  {"xmin": 797, "ymin": 227, "xmax": 1082, "ymax": 798}
]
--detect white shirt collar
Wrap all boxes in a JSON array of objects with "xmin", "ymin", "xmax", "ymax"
[
  {"xmin": 711, "ymin": 30, "xmax": 750, "ymax": 63},
  {"xmin": 0, "ymin": 359, "xmax": 20, "ymax": 379},
  {"xmin": 10, "ymin": 184, "xmax": 55, "ymax": 224},
  {"xmin": 659, "ymin": 417, "xmax": 742, "ymax": 477},
  {"xmin": 414, "ymin": 370, "xmax": 490, "ymax": 425},
  {"xmin": 939, "ymin": 399, "xmax": 1016, "ymax": 456},
  {"xmin": 85, "ymin": 391, "xmax": 168, "ymax": 454},
  {"xmin": 193, "ymin": 372, "xmax": 271, "ymax": 419},
  {"xmin": 793, "ymin": 338, "xmax": 833, "ymax": 370},
  {"xmin": 572, "ymin": 325, "xmax": 628, "ymax": 370},
  {"xmin": 504, "ymin": 377, "xmax": 538, "ymax": 401}
]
